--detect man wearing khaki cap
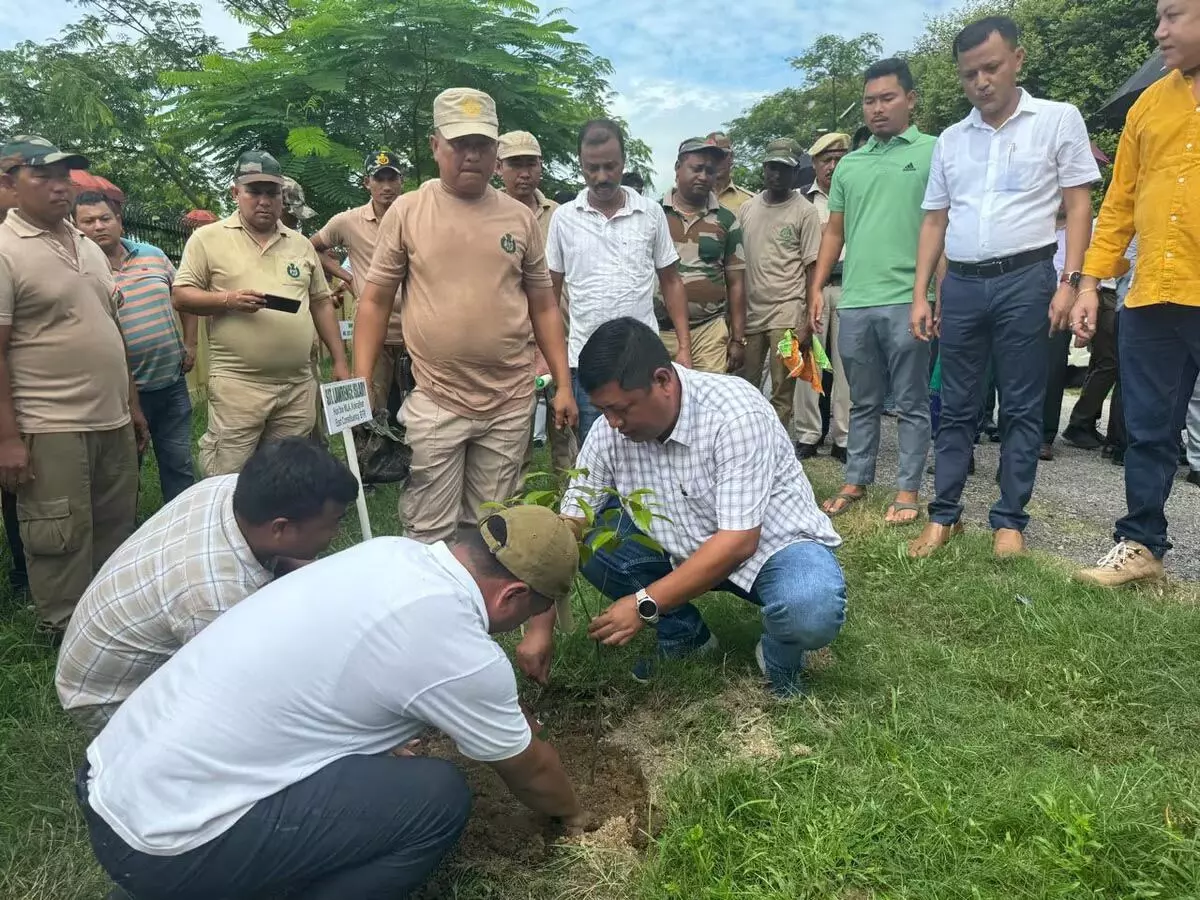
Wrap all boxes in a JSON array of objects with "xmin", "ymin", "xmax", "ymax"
[
  {"xmin": 496, "ymin": 130, "xmax": 580, "ymax": 474},
  {"xmin": 706, "ymin": 131, "xmax": 755, "ymax": 212},
  {"xmin": 173, "ymin": 150, "xmax": 349, "ymax": 476},
  {"xmin": 355, "ymin": 89, "xmax": 575, "ymax": 544},
  {"xmin": 736, "ymin": 138, "xmax": 823, "ymax": 430},
  {"xmin": 0, "ymin": 135, "xmax": 148, "ymax": 641},
  {"xmin": 313, "ymin": 150, "xmax": 409, "ymax": 421},
  {"xmin": 799, "ymin": 132, "xmax": 852, "ymax": 460},
  {"xmin": 77, "ymin": 504, "xmax": 589, "ymax": 898}
]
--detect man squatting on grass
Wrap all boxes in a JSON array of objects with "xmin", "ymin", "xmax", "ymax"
[
  {"xmin": 517, "ymin": 317, "xmax": 847, "ymax": 698},
  {"xmin": 75, "ymin": 505, "xmax": 589, "ymax": 900}
]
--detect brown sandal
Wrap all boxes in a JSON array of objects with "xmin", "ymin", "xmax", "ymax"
[{"xmin": 822, "ymin": 488, "xmax": 866, "ymax": 518}]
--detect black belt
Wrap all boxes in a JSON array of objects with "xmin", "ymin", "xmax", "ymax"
[{"xmin": 947, "ymin": 244, "xmax": 1056, "ymax": 279}]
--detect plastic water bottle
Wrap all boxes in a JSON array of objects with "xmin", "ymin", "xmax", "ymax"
[{"xmin": 535, "ymin": 373, "xmax": 554, "ymax": 391}]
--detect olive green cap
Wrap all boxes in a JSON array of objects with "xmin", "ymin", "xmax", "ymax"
[{"xmin": 480, "ymin": 505, "xmax": 578, "ymax": 632}]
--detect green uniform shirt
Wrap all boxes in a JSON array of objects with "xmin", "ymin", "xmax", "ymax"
[
  {"xmin": 828, "ymin": 125, "xmax": 935, "ymax": 309},
  {"xmin": 655, "ymin": 190, "xmax": 745, "ymax": 327}
]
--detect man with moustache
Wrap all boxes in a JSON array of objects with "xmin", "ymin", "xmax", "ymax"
[
  {"xmin": 658, "ymin": 136, "xmax": 747, "ymax": 374},
  {"xmin": 706, "ymin": 131, "xmax": 755, "ymax": 213},
  {"xmin": 547, "ymin": 118, "xmax": 691, "ymax": 440},
  {"xmin": 736, "ymin": 138, "xmax": 823, "ymax": 427},
  {"xmin": 909, "ymin": 17, "xmax": 1098, "ymax": 559},
  {"xmin": 312, "ymin": 150, "xmax": 407, "ymax": 417},
  {"xmin": 353, "ymin": 89, "xmax": 575, "ymax": 547},
  {"xmin": 0, "ymin": 136, "xmax": 149, "ymax": 641},
  {"xmin": 496, "ymin": 130, "xmax": 579, "ymax": 473}
]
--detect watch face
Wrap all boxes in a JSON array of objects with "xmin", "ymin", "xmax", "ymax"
[{"xmin": 637, "ymin": 597, "xmax": 657, "ymax": 619}]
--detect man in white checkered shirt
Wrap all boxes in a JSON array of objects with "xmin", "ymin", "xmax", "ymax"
[
  {"xmin": 525, "ymin": 317, "xmax": 845, "ymax": 696},
  {"xmin": 55, "ymin": 438, "xmax": 358, "ymax": 735}
]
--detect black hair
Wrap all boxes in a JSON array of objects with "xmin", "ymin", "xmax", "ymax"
[
  {"xmin": 553, "ymin": 189, "xmax": 578, "ymax": 205},
  {"xmin": 232, "ymin": 437, "xmax": 359, "ymax": 524},
  {"xmin": 852, "ymin": 125, "xmax": 872, "ymax": 149},
  {"xmin": 864, "ymin": 57, "xmax": 915, "ymax": 93},
  {"xmin": 578, "ymin": 118, "xmax": 626, "ymax": 158},
  {"xmin": 620, "ymin": 171, "xmax": 645, "ymax": 191},
  {"xmin": 73, "ymin": 190, "xmax": 120, "ymax": 216},
  {"xmin": 578, "ymin": 317, "xmax": 672, "ymax": 394},
  {"xmin": 953, "ymin": 16, "xmax": 1020, "ymax": 60}
]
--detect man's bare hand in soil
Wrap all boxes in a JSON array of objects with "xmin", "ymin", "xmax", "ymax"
[
  {"xmin": 588, "ymin": 595, "xmax": 643, "ymax": 647},
  {"xmin": 516, "ymin": 607, "xmax": 556, "ymax": 685}
]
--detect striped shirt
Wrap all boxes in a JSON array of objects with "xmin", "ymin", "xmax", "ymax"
[
  {"xmin": 55, "ymin": 475, "xmax": 273, "ymax": 733},
  {"xmin": 562, "ymin": 365, "xmax": 841, "ymax": 590},
  {"xmin": 114, "ymin": 239, "xmax": 185, "ymax": 390}
]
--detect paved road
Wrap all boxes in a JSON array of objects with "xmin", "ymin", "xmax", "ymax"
[{"xmin": 810, "ymin": 394, "xmax": 1199, "ymax": 580}]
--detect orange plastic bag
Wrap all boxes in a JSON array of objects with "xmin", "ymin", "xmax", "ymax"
[{"xmin": 777, "ymin": 329, "xmax": 824, "ymax": 394}]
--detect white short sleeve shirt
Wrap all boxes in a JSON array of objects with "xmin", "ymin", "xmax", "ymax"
[
  {"xmin": 546, "ymin": 186, "xmax": 680, "ymax": 366},
  {"xmin": 922, "ymin": 90, "xmax": 1101, "ymax": 263},
  {"xmin": 84, "ymin": 538, "xmax": 530, "ymax": 856}
]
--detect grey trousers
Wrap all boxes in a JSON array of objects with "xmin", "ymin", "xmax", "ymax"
[
  {"xmin": 837, "ymin": 303, "xmax": 931, "ymax": 491},
  {"xmin": 1187, "ymin": 375, "xmax": 1200, "ymax": 472}
]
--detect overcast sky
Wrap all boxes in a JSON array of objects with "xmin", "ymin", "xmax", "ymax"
[{"xmin": 2, "ymin": 0, "xmax": 953, "ymax": 191}]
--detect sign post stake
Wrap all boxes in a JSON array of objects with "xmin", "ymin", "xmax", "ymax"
[{"xmin": 319, "ymin": 377, "xmax": 376, "ymax": 542}]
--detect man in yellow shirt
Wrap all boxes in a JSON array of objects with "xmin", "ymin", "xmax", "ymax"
[
  {"xmin": 1073, "ymin": 0, "xmax": 1200, "ymax": 587},
  {"xmin": 705, "ymin": 132, "xmax": 754, "ymax": 213}
]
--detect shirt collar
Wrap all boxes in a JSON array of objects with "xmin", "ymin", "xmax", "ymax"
[
  {"xmin": 865, "ymin": 124, "xmax": 921, "ymax": 151},
  {"xmin": 806, "ymin": 181, "xmax": 830, "ymax": 200},
  {"xmin": 534, "ymin": 189, "xmax": 553, "ymax": 214},
  {"xmin": 573, "ymin": 185, "xmax": 640, "ymax": 216},
  {"xmin": 361, "ymin": 201, "xmax": 380, "ymax": 223},
  {"xmin": 222, "ymin": 212, "xmax": 287, "ymax": 239},
  {"xmin": 2, "ymin": 209, "xmax": 80, "ymax": 239},
  {"xmin": 662, "ymin": 189, "xmax": 720, "ymax": 215},
  {"xmin": 664, "ymin": 363, "xmax": 696, "ymax": 447},
  {"xmin": 967, "ymin": 88, "xmax": 1036, "ymax": 130}
]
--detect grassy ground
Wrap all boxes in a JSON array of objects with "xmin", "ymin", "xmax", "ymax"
[{"xmin": 3, "ymin": 414, "xmax": 1200, "ymax": 899}]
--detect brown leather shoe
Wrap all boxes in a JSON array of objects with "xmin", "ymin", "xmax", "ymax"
[
  {"xmin": 993, "ymin": 528, "xmax": 1025, "ymax": 557},
  {"xmin": 907, "ymin": 521, "xmax": 964, "ymax": 558}
]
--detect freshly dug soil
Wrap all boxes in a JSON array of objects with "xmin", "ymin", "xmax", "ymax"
[{"xmin": 418, "ymin": 726, "xmax": 651, "ymax": 866}]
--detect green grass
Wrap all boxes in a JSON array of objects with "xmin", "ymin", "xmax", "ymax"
[{"xmin": 3, "ymin": 412, "xmax": 1200, "ymax": 900}]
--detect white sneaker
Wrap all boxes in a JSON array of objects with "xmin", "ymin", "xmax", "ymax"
[{"xmin": 754, "ymin": 639, "xmax": 767, "ymax": 678}]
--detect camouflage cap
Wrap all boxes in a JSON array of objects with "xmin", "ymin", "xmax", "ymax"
[
  {"xmin": 808, "ymin": 132, "xmax": 851, "ymax": 158},
  {"xmin": 497, "ymin": 131, "xmax": 542, "ymax": 160},
  {"xmin": 677, "ymin": 135, "xmax": 729, "ymax": 158},
  {"xmin": 762, "ymin": 138, "xmax": 800, "ymax": 167},
  {"xmin": 281, "ymin": 177, "xmax": 316, "ymax": 221},
  {"xmin": 705, "ymin": 131, "xmax": 733, "ymax": 150},
  {"xmin": 480, "ymin": 505, "xmax": 578, "ymax": 632},
  {"xmin": 365, "ymin": 150, "xmax": 406, "ymax": 177},
  {"xmin": 0, "ymin": 135, "xmax": 88, "ymax": 172},
  {"xmin": 433, "ymin": 88, "xmax": 499, "ymax": 141},
  {"xmin": 233, "ymin": 149, "xmax": 284, "ymax": 185}
]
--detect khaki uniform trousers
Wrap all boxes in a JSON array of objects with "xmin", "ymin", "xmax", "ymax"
[
  {"xmin": 16, "ymin": 426, "xmax": 138, "ymax": 628},
  {"xmin": 521, "ymin": 382, "xmax": 579, "ymax": 477},
  {"xmin": 199, "ymin": 374, "xmax": 318, "ymax": 476},
  {"xmin": 660, "ymin": 317, "xmax": 729, "ymax": 374},
  {"xmin": 401, "ymin": 389, "xmax": 535, "ymax": 544},
  {"xmin": 795, "ymin": 284, "xmax": 850, "ymax": 446},
  {"xmin": 740, "ymin": 328, "xmax": 794, "ymax": 425}
]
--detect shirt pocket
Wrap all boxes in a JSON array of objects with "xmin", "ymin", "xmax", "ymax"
[
  {"xmin": 697, "ymin": 234, "xmax": 724, "ymax": 264},
  {"xmin": 1000, "ymin": 147, "xmax": 1051, "ymax": 192}
]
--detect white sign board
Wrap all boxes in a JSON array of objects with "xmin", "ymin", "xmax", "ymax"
[
  {"xmin": 321, "ymin": 378, "xmax": 373, "ymax": 434},
  {"xmin": 339, "ymin": 320, "xmax": 354, "ymax": 341}
]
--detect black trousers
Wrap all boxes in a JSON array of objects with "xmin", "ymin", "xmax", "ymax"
[
  {"xmin": 1068, "ymin": 288, "xmax": 1120, "ymax": 432},
  {"xmin": 2, "ymin": 489, "xmax": 25, "ymax": 585},
  {"xmin": 80, "ymin": 755, "xmax": 471, "ymax": 900}
]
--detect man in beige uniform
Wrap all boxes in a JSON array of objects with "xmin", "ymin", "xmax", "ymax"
[
  {"xmin": 800, "ymin": 132, "xmax": 852, "ymax": 461},
  {"xmin": 312, "ymin": 150, "xmax": 407, "ymax": 416},
  {"xmin": 354, "ymin": 88, "xmax": 575, "ymax": 543},
  {"xmin": 706, "ymin": 131, "xmax": 755, "ymax": 213},
  {"xmin": 496, "ymin": 130, "xmax": 579, "ymax": 475},
  {"xmin": 0, "ymin": 136, "xmax": 148, "ymax": 638},
  {"xmin": 173, "ymin": 151, "xmax": 349, "ymax": 476},
  {"xmin": 736, "ymin": 138, "xmax": 823, "ymax": 426}
]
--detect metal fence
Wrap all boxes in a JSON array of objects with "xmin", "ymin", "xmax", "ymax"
[{"xmin": 120, "ymin": 204, "xmax": 194, "ymax": 263}]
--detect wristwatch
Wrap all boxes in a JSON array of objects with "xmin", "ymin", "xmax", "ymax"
[
  {"xmin": 730, "ymin": 336, "xmax": 748, "ymax": 346},
  {"xmin": 1060, "ymin": 271, "xmax": 1082, "ymax": 289},
  {"xmin": 635, "ymin": 588, "xmax": 659, "ymax": 624}
]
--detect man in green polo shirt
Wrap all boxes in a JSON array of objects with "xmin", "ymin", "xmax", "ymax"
[
  {"xmin": 809, "ymin": 58, "xmax": 935, "ymax": 526},
  {"xmin": 657, "ymin": 136, "xmax": 746, "ymax": 374}
]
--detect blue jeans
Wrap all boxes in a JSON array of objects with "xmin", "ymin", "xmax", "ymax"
[
  {"xmin": 931, "ymin": 260, "xmax": 1056, "ymax": 531},
  {"xmin": 571, "ymin": 367, "xmax": 603, "ymax": 444},
  {"xmin": 1114, "ymin": 303, "xmax": 1200, "ymax": 558},
  {"xmin": 138, "ymin": 377, "xmax": 196, "ymax": 503},
  {"xmin": 78, "ymin": 755, "xmax": 470, "ymax": 899},
  {"xmin": 581, "ymin": 509, "xmax": 846, "ymax": 694}
]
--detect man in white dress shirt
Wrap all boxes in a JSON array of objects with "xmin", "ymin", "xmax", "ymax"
[
  {"xmin": 908, "ymin": 15, "xmax": 1099, "ymax": 559},
  {"xmin": 531, "ymin": 317, "xmax": 845, "ymax": 697},
  {"xmin": 546, "ymin": 119, "xmax": 692, "ymax": 441}
]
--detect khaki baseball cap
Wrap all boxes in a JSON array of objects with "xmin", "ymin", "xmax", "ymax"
[
  {"xmin": 808, "ymin": 132, "xmax": 851, "ymax": 158},
  {"xmin": 433, "ymin": 88, "xmax": 499, "ymax": 141},
  {"xmin": 497, "ymin": 131, "xmax": 543, "ymax": 160},
  {"xmin": 480, "ymin": 505, "xmax": 578, "ymax": 632}
]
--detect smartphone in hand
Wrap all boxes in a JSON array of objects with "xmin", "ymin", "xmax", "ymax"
[{"xmin": 261, "ymin": 294, "xmax": 302, "ymax": 314}]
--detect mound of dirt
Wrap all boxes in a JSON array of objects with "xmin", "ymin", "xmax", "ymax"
[{"xmin": 418, "ymin": 727, "xmax": 651, "ymax": 868}]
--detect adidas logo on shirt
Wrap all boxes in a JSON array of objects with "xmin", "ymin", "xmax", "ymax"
[{"xmin": 903, "ymin": 163, "xmax": 917, "ymax": 171}]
